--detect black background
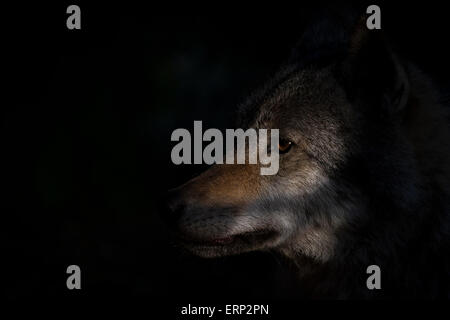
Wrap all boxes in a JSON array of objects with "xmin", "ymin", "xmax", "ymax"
[{"xmin": 3, "ymin": 1, "xmax": 450, "ymax": 305}]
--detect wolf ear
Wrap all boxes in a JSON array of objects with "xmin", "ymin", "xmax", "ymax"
[{"xmin": 342, "ymin": 18, "xmax": 410, "ymax": 114}]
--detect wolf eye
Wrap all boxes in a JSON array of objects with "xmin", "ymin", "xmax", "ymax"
[{"xmin": 278, "ymin": 139, "xmax": 292, "ymax": 154}]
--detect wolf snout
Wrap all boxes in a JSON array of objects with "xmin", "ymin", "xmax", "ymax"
[{"xmin": 164, "ymin": 187, "xmax": 219, "ymax": 244}]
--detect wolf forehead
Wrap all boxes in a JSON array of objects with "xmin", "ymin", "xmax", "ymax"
[
  {"xmin": 237, "ymin": 64, "xmax": 351, "ymax": 133},
  {"xmin": 238, "ymin": 65, "xmax": 355, "ymax": 140}
]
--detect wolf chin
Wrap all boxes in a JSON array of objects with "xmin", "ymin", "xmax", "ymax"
[{"xmin": 166, "ymin": 12, "xmax": 450, "ymax": 298}]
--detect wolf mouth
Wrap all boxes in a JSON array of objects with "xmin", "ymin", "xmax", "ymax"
[{"xmin": 180, "ymin": 230, "xmax": 278, "ymax": 249}]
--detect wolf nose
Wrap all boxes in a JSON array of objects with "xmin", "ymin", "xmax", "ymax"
[{"xmin": 162, "ymin": 189, "xmax": 186, "ymax": 226}]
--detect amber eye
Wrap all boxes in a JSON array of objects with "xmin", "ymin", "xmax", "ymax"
[{"xmin": 278, "ymin": 139, "xmax": 292, "ymax": 154}]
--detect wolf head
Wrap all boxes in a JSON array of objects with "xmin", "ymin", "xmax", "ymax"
[{"xmin": 166, "ymin": 14, "xmax": 433, "ymax": 263}]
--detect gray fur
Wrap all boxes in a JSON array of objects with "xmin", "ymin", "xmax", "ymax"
[{"xmin": 168, "ymin": 15, "xmax": 450, "ymax": 299}]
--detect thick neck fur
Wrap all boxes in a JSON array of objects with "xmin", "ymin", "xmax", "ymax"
[{"xmin": 281, "ymin": 65, "xmax": 450, "ymax": 299}]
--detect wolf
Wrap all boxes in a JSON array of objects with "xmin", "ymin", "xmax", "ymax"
[{"xmin": 166, "ymin": 11, "xmax": 450, "ymax": 298}]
